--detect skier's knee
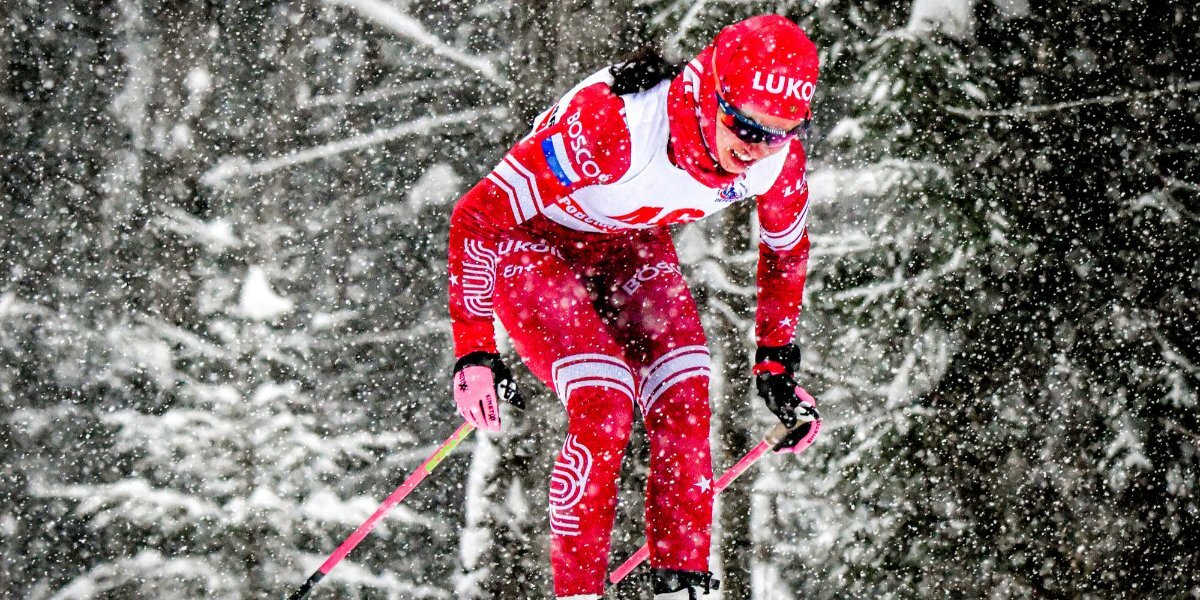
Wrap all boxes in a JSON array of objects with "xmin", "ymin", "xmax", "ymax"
[
  {"xmin": 552, "ymin": 352, "xmax": 636, "ymax": 407},
  {"xmin": 639, "ymin": 346, "xmax": 711, "ymax": 422}
]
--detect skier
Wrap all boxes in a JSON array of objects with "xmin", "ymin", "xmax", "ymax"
[{"xmin": 448, "ymin": 14, "xmax": 820, "ymax": 600}]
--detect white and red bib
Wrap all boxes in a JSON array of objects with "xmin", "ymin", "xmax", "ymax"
[{"xmin": 447, "ymin": 67, "xmax": 812, "ymax": 356}]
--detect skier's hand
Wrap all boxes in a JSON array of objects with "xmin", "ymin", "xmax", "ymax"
[
  {"xmin": 754, "ymin": 344, "xmax": 821, "ymax": 453},
  {"xmin": 770, "ymin": 388, "xmax": 820, "ymax": 454},
  {"xmin": 453, "ymin": 351, "xmax": 524, "ymax": 432}
]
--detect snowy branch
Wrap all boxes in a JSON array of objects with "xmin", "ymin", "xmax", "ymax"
[
  {"xmin": 808, "ymin": 232, "xmax": 878, "ymax": 259},
  {"xmin": 0, "ymin": 292, "xmax": 54, "ymax": 320},
  {"xmin": 32, "ymin": 478, "xmax": 225, "ymax": 526},
  {"xmin": 313, "ymin": 318, "xmax": 450, "ymax": 349},
  {"xmin": 299, "ymin": 78, "xmax": 466, "ymax": 111},
  {"xmin": 807, "ymin": 159, "xmax": 951, "ymax": 205},
  {"xmin": 1153, "ymin": 331, "xmax": 1199, "ymax": 377},
  {"xmin": 664, "ymin": 0, "xmax": 708, "ymax": 53},
  {"xmin": 144, "ymin": 318, "xmax": 237, "ymax": 361},
  {"xmin": 322, "ymin": 0, "xmax": 504, "ymax": 84},
  {"xmin": 287, "ymin": 554, "xmax": 453, "ymax": 598},
  {"xmin": 695, "ymin": 259, "xmax": 756, "ymax": 297},
  {"xmin": 1164, "ymin": 419, "xmax": 1200, "ymax": 445},
  {"xmin": 831, "ymin": 248, "xmax": 971, "ymax": 312},
  {"xmin": 706, "ymin": 296, "xmax": 752, "ymax": 336},
  {"xmin": 47, "ymin": 550, "xmax": 231, "ymax": 600},
  {"xmin": 945, "ymin": 80, "xmax": 1200, "ymax": 119},
  {"xmin": 1129, "ymin": 183, "xmax": 1200, "ymax": 224},
  {"xmin": 201, "ymin": 108, "xmax": 507, "ymax": 186}
]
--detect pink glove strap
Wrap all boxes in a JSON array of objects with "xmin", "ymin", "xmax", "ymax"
[
  {"xmin": 776, "ymin": 386, "xmax": 821, "ymax": 454},
  {"xmin": 455, "ymin": 366, "xmax": 502, "ymax": 432}
]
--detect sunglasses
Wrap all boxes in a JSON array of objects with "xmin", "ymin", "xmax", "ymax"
[{"xmin": 716, "ymin": 93, "xmax": 810, "ymax": 147}]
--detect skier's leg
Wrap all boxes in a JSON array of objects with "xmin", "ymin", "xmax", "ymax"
[
  {"xmin": 492, "ymin": 239, "xmax": 636, "ymax": 598},
  {"xmin": 601, "ymin": 231, "xmax": 715, "ymax": 575}
]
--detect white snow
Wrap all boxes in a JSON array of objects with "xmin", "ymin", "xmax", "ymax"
[
  {"xmin": 994, "ymin": 0, "xmax": 1030, "ymax": 17},
  {"xmin": 110, "ymin": 0, "xmax": 152, "ymax": 151},
  {"xmin": 908, "ymin": 0, "xmax": 974, "ymax": 36},
  {"xmin": 39, "ymin": 478, "xmax": 225, "ymax": 529},
  {"xmin": 321, "ymin": 0, "xmax": 503, "ymax": 83},
  {"xmin": 182, "ymin": 65, "xmax": 213, "ymax": 120},
  {"xmin": 827, "ymin": 117, "xmax": 866, "ymax": 143},
  {"xmin": 105, "ymin": 327, "xmax": 175, "ymax": 389},
  {"xmin": 458, "ymin": 432, "xmax": 498, "ymax": 582},
  {"xmin": 47, "ymin": 550, "xmax": 235, "ymax": 600},
  {"xmin": 157, "ymin": 207, "xmax": 240, "ymax": 253},
  {"xmin": 807, "ymin": 160, "xmax": 949, "ymax": 205},
  {"xmin": 408, "ymin": 162, "xmax": 463, "ymax": 213},
  {"xmin": 237, "ymin": 266, "xmax": 294, "ymax": 321},
  {"xmin": 202, "ymin": 108, "xmax": 507, "ymax": 186},
  {"xmin": 300, "ymin": 490, "xmax": 424, "ymax": 531},
  {"xmin": 184, "ymin": 65, "xmax": 211, "ymax": 94}
]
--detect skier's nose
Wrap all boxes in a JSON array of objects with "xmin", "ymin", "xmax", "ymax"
[{"xmin": 744, "ymin": 141, "xmax": 773, "ymax": 161}]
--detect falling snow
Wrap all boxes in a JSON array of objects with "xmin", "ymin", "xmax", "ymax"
[{"xmin": 2, "ymin": 1, "xmax": 1197, "ymax": 599}]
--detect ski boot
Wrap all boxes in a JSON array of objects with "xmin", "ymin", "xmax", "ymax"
[{"xmin": 652, "ymin": 568, "xmax": 720, "ymax": 599}]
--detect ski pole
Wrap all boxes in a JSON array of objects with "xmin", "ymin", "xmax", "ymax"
[
  {"xmin": 288, "ymin": 421, "xmax": 476, "ymax": 600},
  {"xmin": 608, "ymin": 415, "xmax": 816, "ymax": 586}
]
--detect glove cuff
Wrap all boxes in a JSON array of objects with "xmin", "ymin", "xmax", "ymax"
[
  {"xmin": 454, "ymin": 350, "xmax": 500, "ymax": 373},
  {"xmin": 754, "ymin": 344, "xmax": 801, "ymax": 376}
]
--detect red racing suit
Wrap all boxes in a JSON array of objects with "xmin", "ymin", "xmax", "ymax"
[{"xmin": 447, "ymin": 62, "xmax": 810, "ymax": 597}]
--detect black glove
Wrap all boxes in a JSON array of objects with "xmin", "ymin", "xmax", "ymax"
[
  {"xmin": 754, "ymin": 344, "xmax": 804, "ymax": 427},
  {"xmin": 754, "ymin": 344, "xmax": 821, "ymax": 453}
]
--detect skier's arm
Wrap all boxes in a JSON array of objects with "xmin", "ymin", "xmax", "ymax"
[
  {"xmin": 448, "ymin": 82, "xmax": 632, "ymax": 357},
  {"xmin": 753, "ymin": 140, "xmax": 811, "ymax": 348}
]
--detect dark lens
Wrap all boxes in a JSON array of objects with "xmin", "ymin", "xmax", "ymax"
[
  {"xmin": 718, "ymin": 95, "xmax": 798, "ymax": 146},
  {"xmin": 730, "ymin": 121, "xmax": 769, "ymax": 144}
]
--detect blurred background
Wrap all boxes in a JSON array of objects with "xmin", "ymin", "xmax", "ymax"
[{"xmin": 1, "ymin": 0, "xmax": 1197, "ymax": 598}]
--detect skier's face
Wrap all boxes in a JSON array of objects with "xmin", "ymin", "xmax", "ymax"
[{"xmin": 713, "ymin": 102, "xmax": 806, "ymax": 174}]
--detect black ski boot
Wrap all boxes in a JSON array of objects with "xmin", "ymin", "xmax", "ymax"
[{"xmin": 651, "ymin": 568, "xmax": 720, "ymax": 599}]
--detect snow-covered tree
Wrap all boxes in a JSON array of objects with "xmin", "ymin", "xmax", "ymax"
[
  {"xmin": 770, "ymin": 0, "xmax": 1200, "ymax": 596},
  {"xmin": 3, "ymin": 1, "xmax": 1196, "ymax": 599},
  {"xmin": 3, "ymin": 0, "xmax": 507, "ymax": 597}
]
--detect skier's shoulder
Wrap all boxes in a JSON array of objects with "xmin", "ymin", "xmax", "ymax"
[
  {"xmin": 528, "ymin": 69, "xmax": 633, "ymax": 187},
  {"xmin": 535, "ymin": 69, "xmax": 630, "ymax": 143}
]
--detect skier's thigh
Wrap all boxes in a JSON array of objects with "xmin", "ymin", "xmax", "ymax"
[
  {"xmin": 604, "ymin": 233, "xmax": 707, "ymax": 364},
  {"xmin": 493, "ymin": 244, "xmax": 630, "ymax": 390}
]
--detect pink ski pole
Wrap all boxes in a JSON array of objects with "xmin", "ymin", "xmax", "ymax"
[
  {"xmin": 288, "ymin": 421, "xmax": 476, "ymax": 600},
  {"xmin": 608, "ymin": 415, "xmax": 817, "ymax": 586}
]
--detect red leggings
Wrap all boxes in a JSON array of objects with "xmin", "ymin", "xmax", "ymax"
[{"xmin": 492, "ymin": 222, "xmax": 715, "ymax": 597}]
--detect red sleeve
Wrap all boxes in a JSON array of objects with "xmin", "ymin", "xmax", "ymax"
[
  {"xmin": 448, "ymin": 81, "xmax": 632, "ymax": 357},
  {"xmin": 754, "ymin": 139, "xmax": 811, "ymax": 348}
]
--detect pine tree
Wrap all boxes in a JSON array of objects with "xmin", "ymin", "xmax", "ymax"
[
  {"xmin": 2, "ymin": 0, "xmax": 509, "ymax": 596},
  {"xmin": 765, "ymin": 1, "xmax": 1200, "ymax": 596}
]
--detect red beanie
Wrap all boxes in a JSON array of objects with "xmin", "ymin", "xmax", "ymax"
[
  {"xmin": 711, "ymin": 14, "xmax": 820, "ymax": 118},
  {"xmin": 668, "ymin": 15, "xmax": 819, "ymax": 185}
]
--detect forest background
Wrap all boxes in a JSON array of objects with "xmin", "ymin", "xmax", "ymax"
[{"xmin": 2, "ymin": 0, "xmax": 1197, "ymax": 598}]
